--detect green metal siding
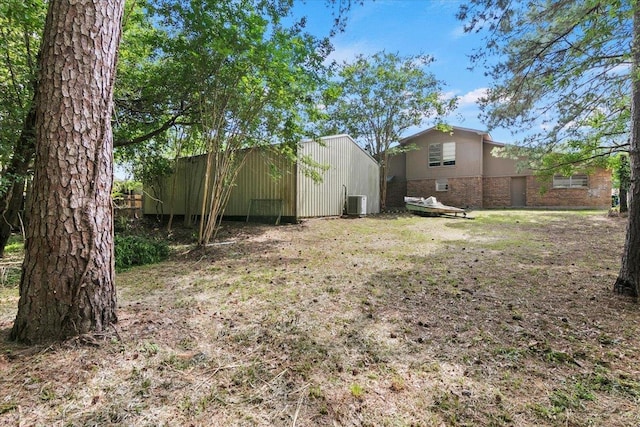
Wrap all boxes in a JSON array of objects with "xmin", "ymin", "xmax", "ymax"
[{"xmin": 143, "ymin": 135, "xmax": 380, "ymax": 219}]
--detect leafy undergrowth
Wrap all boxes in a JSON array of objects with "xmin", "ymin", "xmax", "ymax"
[
  {"xmin": 114, "ymin": 234, "xmax": 170, "ymax": 272},
  {"xmin": 1, "ymin": 210, "xmax": 639, "ymax": 426}
]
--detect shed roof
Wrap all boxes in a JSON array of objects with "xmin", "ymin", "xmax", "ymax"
[{"xmin": 300, "ymin": 134, "xmax": 378, "ymax": 164}]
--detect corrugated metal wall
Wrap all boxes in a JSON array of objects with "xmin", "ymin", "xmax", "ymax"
[
  {"xmin": 296, "ymin": 135, "xmax": 380, "ymax": 217},
  {"xmin": 225, "ymin": 148, "xmax": 296, "ymax": 217},
  {"xmin": 347, "ymin": 140, "xmax": 380, "ymax": 214},
  {"xmin": 143, "ymin": 149, "xmax": 296, "ymax": 217},
  {"xmin": 143, "ymin": 135, "xmax": 380, "ymax": 219},
  {"xmin": 143, "ymin": 154, "xmax": 208, "ymax": 217}
]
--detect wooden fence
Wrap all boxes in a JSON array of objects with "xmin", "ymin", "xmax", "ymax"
[{"xmin": 114, "ymin": 194, "xmax": 143, "ymax": 219}]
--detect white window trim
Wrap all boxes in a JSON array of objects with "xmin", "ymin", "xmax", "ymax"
[
  {"xmin": 429, "ymin": 142, "xmax": 456, "ymax": 167},
  {"xmin": 552, "ymin": 174, "xmax": 588, "ymax": 189}
]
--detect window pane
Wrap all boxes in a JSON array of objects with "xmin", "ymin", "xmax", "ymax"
[
  {"xmin": 553, "ymin": 174, "xmax": 588, "ymax": 188},
  {"xmin": 570, "ymin": 175, "xmax": 588, "ymax": 187},
  {"xmin": 553, "ymin": 176, "xmax": 571, "ymax": 188},
  {"xmin": 429, "ymin": 143, "xmax": 441, "ymax": 167},
  {"xmin": 442, "ymin": 142, "xmax": 455, "ymax": 166}
]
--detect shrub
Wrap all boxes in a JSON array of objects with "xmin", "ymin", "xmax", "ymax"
[{"xmin": 114, "ymin": 235, "xmax": 169, "ymax": 271}]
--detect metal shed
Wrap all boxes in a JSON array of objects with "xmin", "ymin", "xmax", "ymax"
[{"xmin": 142, "ymin": 134, "xmax": 380, "ymax": 222}]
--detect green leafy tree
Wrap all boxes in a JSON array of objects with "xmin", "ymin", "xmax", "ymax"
[
  {"xmin": 115, "ymin": 0, "xmax": 332, "ymax": 243},
  {"xmin": 0, "ymin": 0, "xmax": 45, "ymax": 257},
  {"xmin": 609, "ymin": 153, "xmax": 630, "ymax": 212},
  {"xmin": 457, "ymin": 1, "xmax": 640, "ymax": 297},
  {"xmin": 113, "ymin": 0, "xmax": 192, "ymax": 153},
  {"xmin": 458, "ymin": 0, "xmax": 631, "ymax": 162},
  {"xmin": 321, "ymin": 52, "xmax": 456, "ymax": 209},
  {"xmin": 0, "ymin": 0, "xmax": 167, "ymax": 256}
]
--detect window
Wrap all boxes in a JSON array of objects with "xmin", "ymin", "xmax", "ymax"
[
  {"xmin": 552, "ymin": 174, "xmax": 588, "ymax": 188},
  {"xmin": 429, "ymin": 142, "xmax": 455, "ymax": 167},
  {"xmin": 436, "ymin": 178, "xmax": 449, "ymax": 192},
  {"xmin": 442, "ymin": 142, "xmax": 456, "ymax": 166}
]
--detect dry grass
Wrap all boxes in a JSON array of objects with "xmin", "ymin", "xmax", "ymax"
[{"xmin": 1, "ymin": 210, "xmax": 639, "ymax": 426}]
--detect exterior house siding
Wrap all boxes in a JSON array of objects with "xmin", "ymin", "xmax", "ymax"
[
  {"xmin": 349, "ymin": 139, "xmax": 381, "ymax": 214},
  {"xmin": 405, "ymin": 128, "xmax": 484, "ymax": 181},
  {"xmin": 385, "ymin": 126, "xmax": 612, "ymax": 210},
  {"xmin": 143, "ymin": 149, "xmax": 297, "ymax": 218},
  {"xmin": 226, "ymin": 149, "xmax": 296, "ymax": 217},
  {"xmin": 146, "ymin": 154, "xmax": 208, "ymax": 218},
  {"xmin": 482, "ymin": 142, "xmax": 528, "ymax": 177},
  {"xmin": 297, "ymin": 137, "xmax": 344, "ymax": 218}
]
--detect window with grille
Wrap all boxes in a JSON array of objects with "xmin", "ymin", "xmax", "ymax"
[
  {"xmin": 428, "ymin": 142, "xmax": 455, "ymax": 167},
  {"xmin": 552, "ymin": 174, "xmax": 588, "ymax": 188}
]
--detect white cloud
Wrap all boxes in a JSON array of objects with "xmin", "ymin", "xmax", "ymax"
[
  {"xmin": 440, "ymin": 90, "xmax": 457, "ymax": 101},
  {"xmin": 607, "ymin": 63, "xmax": 631, "ymax": 75},
  {"xmin": 457, "ymin": 87, "xmax": 488, "ymax": 107},
  {"xmin": 327, "ymin": 40, "xmax": 376, "ymax": 64},
  {"xmin": 450, "ymin": 25, "xmax": 466, "ymax": 40}
]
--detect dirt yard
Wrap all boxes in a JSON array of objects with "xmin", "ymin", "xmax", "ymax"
[{"xmin": 0, "ymin": 210, "xmax": 639, "ymax": 426}]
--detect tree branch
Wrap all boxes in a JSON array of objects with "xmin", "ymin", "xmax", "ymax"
[{"xmin": 113, "ymin": 113, "xmax": 182, "ymax": 148}]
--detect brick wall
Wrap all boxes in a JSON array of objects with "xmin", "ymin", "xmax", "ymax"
[
  {"xmin": 400, "ymin": 169, "xmax": 611, "ymax": 209},
  {"xmin": 407, "ymin": 177, "xmax": 483, "ymax": 208},
  {"xmin": 526, "ymin": 169, "xmax": 612, "ymax": 208},
  {"xmin": 483, "ymin": 177, "xmax": 511, "ymax": 208},
  {"xmin": 385, "ymin": 178, "xmax": 407, "ymax": 208}
]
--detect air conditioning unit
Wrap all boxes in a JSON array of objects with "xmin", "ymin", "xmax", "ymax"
[{"xmin": 347, "ymin": 195, "xmax": 367, "ymax": 215}]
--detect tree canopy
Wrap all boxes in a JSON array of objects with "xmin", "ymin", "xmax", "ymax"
[
  {"xmin": 112, "ymin": 0, "xmax": 337, "ymax": 241},
  {"xmin": 114, "ymin": 0, "xmax": 333, "ymax": 176},
  {"xmin": 459, "ymin": 0, "xmax": 640, "ymax": 297},
  {"xmin": 0, "ymin": 0, "xmax": 46, "ymax": 257},
  {"xmin": 0, "ymin": 0, "xmax": 43, "ymax": 180},
  {"xmin": 458, "ymin": 0, "xmax": 632, "ymax": 173},
  {"xmin": 320, "ymin": 51, "xmax": 456, "ymax": 208}
]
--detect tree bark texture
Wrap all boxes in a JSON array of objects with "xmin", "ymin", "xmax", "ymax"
[
  {"xmin": 379, "ymin": 152, "xmax": 388, "ymax": 211},
  {"xmin": 10, "ymin": 0, "xmax": 125, "ymax": 343},
  {"xmin": 614, "ymin": 3, "xmax": 640, "ymax": 298}
]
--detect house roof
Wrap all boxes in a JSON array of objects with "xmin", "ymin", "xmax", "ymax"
[{"xmin": 399, "ymin": 125, "xmax": 493, "ymax": 145}]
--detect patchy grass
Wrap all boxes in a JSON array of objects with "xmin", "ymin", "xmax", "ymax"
[
  {"xmin": 1, "ymin": 210, "xmax": 639, "ymax": 426},
  {"xmin": 2, "ymin": 234, "xmax": 24, "ymax": 255},
  {"xmin": 0, "ymin": 235, "xmax": 22, "ymax": 289}
]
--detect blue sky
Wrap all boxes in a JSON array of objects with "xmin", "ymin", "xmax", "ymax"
[{"xmin": 291, "ymin": 0, "xmax": 515, "ymax": 143}]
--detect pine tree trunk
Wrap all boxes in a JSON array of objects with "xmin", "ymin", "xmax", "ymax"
[
  {"xmin": 379, "ymin": 157, "xmax": 387, "ymax": 211},
  {"xmin": 0, "ymin": 179, "xmax": 27, "ymax": 257},
  {"xmin": 619, "ymin": 187, "xmax": 628, "ymax": 213},
  {"xmin": 10, "ymin": 0, "xmax": 125, "ymax": 344},
  {"xmin": 614, "ymin": 3, "xmax": 640, "ymax": 298},
  {"xmin": 619, "ymin": 154, "xmax": 629, "ymax": 213}
]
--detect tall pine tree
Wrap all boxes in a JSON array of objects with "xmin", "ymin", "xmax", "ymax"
[
  {"xmin": 458, "ymin": 0, "xmax": 639, "ymax": 297},
  {"xmin": 11, "ymin": 0, "xmax": 125, "ymax": 343}
]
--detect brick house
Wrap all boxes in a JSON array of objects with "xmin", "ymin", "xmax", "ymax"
[{"xmin": 385, "ymin": 126, "xmax": 612, "ymax": 209}]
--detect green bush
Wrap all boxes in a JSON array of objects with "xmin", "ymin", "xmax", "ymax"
[{"xmin": 114, "ymin": 235, "xmax": 169, "ymax": 271}]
